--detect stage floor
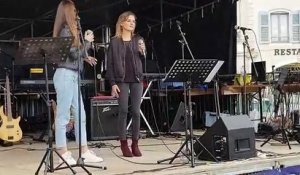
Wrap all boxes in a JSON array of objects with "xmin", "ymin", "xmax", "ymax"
[{"xmin": 1, "ymin": 132, "xmax": 300, "ymax": 175}]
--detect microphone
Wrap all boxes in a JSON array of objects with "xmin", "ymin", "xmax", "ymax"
[
  {"xmin": 142, "ymin": 49, "xmax": 146, "ymax": 58},
  {"xmin": 138, "ymin": 39, "xmax": 146, "ymax": 58},
  {"xmin": 91, "ymin": 42, "xmax": 95, "ymax": 50},
  {"xmin": 176, "ymin": 20, "xmax": 182, "ymax": 26},
  {"xmin": 234, "ymin": 25, "xmax": 251, "ymax": 31}
]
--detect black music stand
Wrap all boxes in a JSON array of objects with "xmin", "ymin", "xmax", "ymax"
[
  {"xmin": 260, "ymin": 67, "xmax": 291, "ymax": 149},
  {"xmin": 16, "ymin": 37, "xmax": 77, "ymax": 174},
  {"xmin": 16, "ymin": 37, "xmax": 71, "ymax": 142},
  {"xmin": 157, "ymin": 59, "xmax": 223, "ymax": 167}
]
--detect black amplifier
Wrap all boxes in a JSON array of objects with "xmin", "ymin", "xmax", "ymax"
[
  {"xmin": 91, "ymin": 97, "xmax": 118, "ymax": 106},
  {"xmin": 89, "ymin": 96, "xmax": 119, "ymax": 141}
]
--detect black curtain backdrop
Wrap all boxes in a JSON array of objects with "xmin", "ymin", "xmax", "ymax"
[
  {"xmin": 0, "ymin": 0, "xmax": 236, "ymax": 79},
  {"xmin": 145, "ymin": 0, "xmax": 236, "ymax": 75}
]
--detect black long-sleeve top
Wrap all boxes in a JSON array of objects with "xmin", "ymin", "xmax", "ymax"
[{"xmin": 106, "ymin": 35, "xmax": 144, "ymax": 86}]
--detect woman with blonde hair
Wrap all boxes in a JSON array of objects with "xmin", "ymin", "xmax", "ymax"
[{"xmin": 106, "ymin": 11, "xmax": 146, "ymax": 157}]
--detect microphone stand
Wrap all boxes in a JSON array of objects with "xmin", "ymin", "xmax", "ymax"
[
  {"xmin": 240, "ymin": 29, "xmax": 258, "ymax": 115},
  {"xmin": 176, "ymin": 22, "xmax": 195, "ymax": 60},
  {"xmin": 179, "ymin": 39, "xmax": 185, "ymax": 60},
  {"xmin": 76, "ymin": 15, "xmax": 85, "ymax": 167},
  {"xmin": 176, "ymin": 21, "xmax": 196, "ymax": 159},
  {"xmin": 92, "ymin": 43, "xmax": 97, "ymax": 96}
]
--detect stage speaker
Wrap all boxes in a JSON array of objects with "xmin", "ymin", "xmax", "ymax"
[
  {"xmin": 251, "ymin": 61, "xmax": 266, "ymax": 82},
  {"xmin": 89, "ymin": 97, "xmax": 119, "ymax": 141},
  {"xmin": 170, "ymin": 102, "xmax": 193, "ymax": 132},
  {"xmin": 204, "ymin": 111, "xmax": 230, "ymax": 127},
  {"xmin": 194, "ymin": 115, "xmax": 256, "ymax": 161}
]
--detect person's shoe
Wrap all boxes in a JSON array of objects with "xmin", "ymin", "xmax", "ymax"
[
  {"xmin": 131, "ymin": 139, "xmax": 142, "ymax": 157},
  {"xmin": 58, "ymin": 151, "xmax": 76, "ymax": 165},
  {"xmin": 82, "ymin": 150, "xmax": 103, "ymax": 163},
  {"xmin": 120, "ymin": 140, "xmax": 133, "ymax": 157}
]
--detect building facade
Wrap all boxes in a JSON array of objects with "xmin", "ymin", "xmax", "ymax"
[{"xmin": 236, "ymin": 0, "xmax": 300, "ymax": 74}]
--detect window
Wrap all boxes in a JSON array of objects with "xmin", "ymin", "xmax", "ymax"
[
  {"xmin": 270, "ymin": 12, "xmax": 289, "ymax": 43},
  {"xmin": 259, "ymin": 11, "xmax": 300, "ymax": 43},
  {"xmin": 259, "ymin": 12, "xmax": 269, "ymax": 43},
  {"xmin": 292, "ymin": 11, "xmax": 300, "ymax": 42}
]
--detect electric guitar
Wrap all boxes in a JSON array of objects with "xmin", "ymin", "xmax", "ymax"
[{"xmin": 0, "ymin": 74, "xmax": 23, "ymax": 142}]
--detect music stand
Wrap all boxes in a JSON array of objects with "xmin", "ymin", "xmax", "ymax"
[
  {"xmin": 157, "ymin": 59, "xmax": 223, "ymax": 167},
  {"xmin": 260, "ymin": 67, "xmax": 291, "ymax": 149},
  {"xmin": 16, "ymin": 37, "xmax": 71, "ymax": 142},
  {"xmin": 16, "ymin": 37, "xmax": 77, "ymax": 174}
]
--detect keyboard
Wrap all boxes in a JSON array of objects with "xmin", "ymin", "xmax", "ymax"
[
  {"xmin": 19, "ymin": 79, "xmax": 94, "ymax": 85},
  {"xmin": 143, "ymin": 73, "xmax": 166, "ymax": 79}
]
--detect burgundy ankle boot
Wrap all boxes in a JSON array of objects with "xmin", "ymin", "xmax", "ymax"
[
  {"xmin": 120, "ymin": 140, "xmax": 133, "ymax": 157},
  {"xmin": 131, "ymin": 139, "xmax": 142, "ymax": 157}
]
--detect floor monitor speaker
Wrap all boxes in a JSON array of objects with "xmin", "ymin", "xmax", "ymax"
[
  {"xmin": 194, "ymin": 115, "xmax": 256, "ymax": 161},
  {"xmin": 170, "ymin": 102, "xmax": 192, "ymax": 132}
]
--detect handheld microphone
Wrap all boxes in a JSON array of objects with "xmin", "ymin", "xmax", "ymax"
[
  {"xmin": 138, "ymin": 39, "xmax": 146, "ymax": 58},
  {"xmin": 176, "ymin": 20, "xmax": 182, "ymax": 26},
  {"xmin": 234, "ymin": 25, "xmax": 251, "ymax": 31},
  {"xmin": 142, "ymin": 49, "xmax": 146, "ymax": 58},
  {"xmin": 91, "ymin": 42, "xmax": 95, "ymax": 50}
]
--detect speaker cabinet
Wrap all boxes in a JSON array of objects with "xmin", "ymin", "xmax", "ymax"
[
  {"xmin": 170, "ymin": 102, "xmax": 187, "ymax": 132},
  {"xmin": 170, "ymin": 102, "xmax": 195, "ymax": 132},
  {"xmin": 251, "ymin": 61, "xmax": 266, "ymax": 82},
  {"xmin": 89, "ymin": 97, "xmax": 119, "ymax": 141},
  {"xmin": 194, "ymin": 115, "xmax": 256, "ymax": 161}
]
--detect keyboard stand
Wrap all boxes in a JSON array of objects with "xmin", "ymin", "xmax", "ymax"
[{"xmin": 126, "ymin": 80, "xmax": 155, "ymax": 135}]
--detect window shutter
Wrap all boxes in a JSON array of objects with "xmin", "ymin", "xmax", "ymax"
[
  {"xmin": 292, "ymin": 11, "xmax": 300, "ymax": 42},
  {"xmin": 259, "ymin": 11, "xmax": 269, "ymax": 43}
]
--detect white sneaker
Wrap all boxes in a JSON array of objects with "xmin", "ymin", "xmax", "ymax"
[
  {"xmin": 58, "ymin": 151, "xmax": 76, "ymax": 165},
  {"xmin": 82, "ymin": 150, "xmax": 103, "ymax": 163}
]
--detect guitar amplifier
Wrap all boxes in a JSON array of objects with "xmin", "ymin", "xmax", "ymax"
[{"xmin": 89, "ymin": 96, "xmax": 119, "ymax": 141}]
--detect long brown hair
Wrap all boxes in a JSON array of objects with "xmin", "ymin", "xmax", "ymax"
[
  {"xmin": 53, "ymin": 0, "xmax": 80, "ymax": 47},
  {"xmin": 114, "ymin": 11, "xmax": 136, "ymax": 38}
]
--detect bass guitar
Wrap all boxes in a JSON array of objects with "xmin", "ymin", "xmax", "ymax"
[{"xmin": 0, "ymin": 74, "xmax": 22, "ymax": 142}]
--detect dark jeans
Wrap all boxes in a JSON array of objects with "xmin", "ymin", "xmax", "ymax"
[{"xmin": 117, "ymin": 82, "xmax": 143, "ymax": 140}]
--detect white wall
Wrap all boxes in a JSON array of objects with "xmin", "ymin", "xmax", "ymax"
[{"xmin": 236, "ymin": 0, "xmax": 300, "ymax": 74}]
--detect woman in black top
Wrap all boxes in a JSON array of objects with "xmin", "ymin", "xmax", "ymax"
[{"xmin": 106, "ymin": 11, "xmax": 145, "ymax": 157}]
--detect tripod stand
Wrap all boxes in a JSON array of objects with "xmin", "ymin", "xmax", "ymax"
[
  {"xmin": 16, "ymin": 37, "xmax": 77, "ymax": 174},
  {"xmin": 157, "ymin": 59, "xmax": 224, "ymax": 167},
  {"xmin": 260, "ymin": 68, "xmax": 291, "ymax": 149}
]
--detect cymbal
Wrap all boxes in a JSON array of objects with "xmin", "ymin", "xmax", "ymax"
[{"xmin": 275, "ymin": 62, "xmax": 300, "ymax": 72}]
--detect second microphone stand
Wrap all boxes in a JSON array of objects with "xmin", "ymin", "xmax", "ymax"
[{"xmin": 240, "ymin": 29, "xmax": 258, "ymax": 115}]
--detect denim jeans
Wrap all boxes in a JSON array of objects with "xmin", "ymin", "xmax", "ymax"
[{"xmin": 53, "ymin": 68, "xmax": 87, "ymax": 148}]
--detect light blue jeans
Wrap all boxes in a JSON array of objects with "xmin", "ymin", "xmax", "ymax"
[{"xmin": 53, "ymin": 68, "xmax": 87, "ymax": 148}]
